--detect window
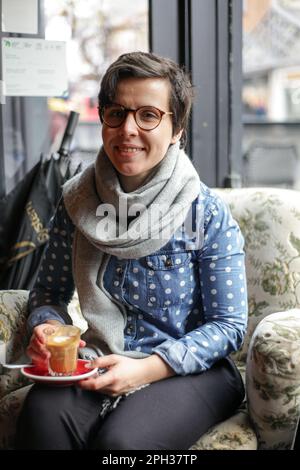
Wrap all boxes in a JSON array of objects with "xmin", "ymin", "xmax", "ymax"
[
  {"xmin": 150, "ymin": 0, "xmax": 243, "ymax": 188},
  {"xmin": 0, "ymin": 0, "xmax": 149, "ymax": 196},
  {"xmin": 44, "ymin": 0, "xmax": 149, "ymax": 161},
  {"xmin": 242, "ymin": 0, "xmax": 300, "ymax": 189}
]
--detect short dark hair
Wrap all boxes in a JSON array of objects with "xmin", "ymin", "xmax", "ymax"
[{"xmin": 98, "ymin": 51, "xmax": 194, "ymax": 148}]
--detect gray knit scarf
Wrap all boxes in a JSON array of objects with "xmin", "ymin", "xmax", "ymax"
[{"xmin": 63, "ymin": 141, "xmax": 201, "ymax": 360}]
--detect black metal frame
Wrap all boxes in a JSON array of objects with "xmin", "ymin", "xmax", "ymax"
[
  {"xmin": 149, "ymin": 0, "xmax": 243, "ymax": 187},
  {"xmin": 0, "ymin": 0, "xmax": 5, "ymax": 198}
]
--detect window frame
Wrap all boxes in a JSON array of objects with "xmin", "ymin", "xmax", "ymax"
[{"xmin": 149, "ymin": 0, "xmax": 243, "ymax": 187}]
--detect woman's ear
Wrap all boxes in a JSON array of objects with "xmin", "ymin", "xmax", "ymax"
[{"xmin": 171, "ymin": 129, "xmax": 183, "ymax": 144}]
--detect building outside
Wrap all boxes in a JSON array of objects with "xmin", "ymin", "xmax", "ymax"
[{"xmin": 242, "ymin": 0, "xmax": 300, "ymax": 189}]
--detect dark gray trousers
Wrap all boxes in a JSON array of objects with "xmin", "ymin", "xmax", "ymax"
[{"xmin": 16, "ymin": 357, "xmax": 244, "ymax": 450}]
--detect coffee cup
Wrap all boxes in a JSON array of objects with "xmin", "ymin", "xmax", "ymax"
[{"xmin": 44, "ymin": 325, "xmax": 81, "ymax": 376}]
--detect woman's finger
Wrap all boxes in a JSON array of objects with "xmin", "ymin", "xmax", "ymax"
[
  {"xmin": 26, "ymin": 346, "xmax": 49, "ymax": 366},
  {"xmin": 35, "ymin": 324, "xmax": 54, "ymax": 343},
  {"xmin": 30, "ymin": 336, "xmax": 49, "ymax": 357},
  {"xmin": 85, "ymin": 354, "xmax": 118, "ymax": 370},
  {"xmin": 26, "ymin": 342, "xmax": 48, "ymax": 358},
  {"xmin": 78, "ymin": 367, "xmax": 115, "ymax": 390}
]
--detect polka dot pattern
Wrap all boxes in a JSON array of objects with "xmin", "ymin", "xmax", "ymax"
[
  {"xmin": 27, "ymin": 199, "xmax": 77, "ymax": 331},
  {"xmin": 28, "ymin": 186, "xmax": 248, "ymax": 377}
]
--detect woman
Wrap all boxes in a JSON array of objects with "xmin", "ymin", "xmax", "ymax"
[{"xmin": 16, "ymin": 51, "xmax": 247, "ymax": 450}]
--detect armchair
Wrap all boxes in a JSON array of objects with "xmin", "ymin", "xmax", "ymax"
[{"xmin": 1, "ymin": 187, "xmax": 300, "ymax": 450}]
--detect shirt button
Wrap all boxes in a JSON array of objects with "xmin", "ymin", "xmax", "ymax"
[
  {"xmin": 127, "ymin": 325, "xmax": 134, "ymax": 333},
  {"xmin": 165, "ymin": 258, "xmax": 173, "ymax": 267}
]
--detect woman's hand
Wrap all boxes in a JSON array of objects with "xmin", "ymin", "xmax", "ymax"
[
  {"xmin": 78, "ymin": 354, "xmax": 175, "ymax": 396},
  {"xmin": 26, "ymin": 321, "xmax": 86, "ymax": 368}
]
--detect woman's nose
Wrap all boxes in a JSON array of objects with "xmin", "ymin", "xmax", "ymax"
[{"xmin": 118, "ymin": 111, "xmax": 139, "ymax": 135}]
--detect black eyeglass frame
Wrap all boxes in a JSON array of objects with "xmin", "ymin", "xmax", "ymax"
[{"xmin": 99, "ymin": 104, "xmax": 173, "ymax": 131}]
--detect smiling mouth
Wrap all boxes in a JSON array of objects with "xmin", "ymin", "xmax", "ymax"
[
  {"xmin": 117, "ymin": 147, "xmax": 144, "ymax": 154},
  {"xmin": 116, "ymin": 145, "xmax": 145, "ymax": 153}
]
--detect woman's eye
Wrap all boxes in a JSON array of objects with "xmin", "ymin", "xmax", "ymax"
[
  {"xmin": 140, "ymin": 111, "xmax": 159, "ymax": 120},
  {"xmin": 109, "ymin": 109, "xmax": 123, "ymax": 118}
]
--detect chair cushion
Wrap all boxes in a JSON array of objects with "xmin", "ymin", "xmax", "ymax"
[{"xmin": 190, "ymin": 408, "xmax": 257, "ymax": 450}]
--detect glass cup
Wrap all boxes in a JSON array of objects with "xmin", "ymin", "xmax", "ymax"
[{"xmin": 44, "ymin": 325, "xmax": 81, "ymax": 376}]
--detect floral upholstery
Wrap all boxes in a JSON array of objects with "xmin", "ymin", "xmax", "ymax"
[
  {"xmin": 1, "ymin": 187, "xmax": 300, "ymax": 450},
  {"xmin": 246, "ymin": 310, "xmax": 300, "ymax": 449},
  {"xmin": 190, "ymin": 408, "xmax": 257, "ymax": 450}
]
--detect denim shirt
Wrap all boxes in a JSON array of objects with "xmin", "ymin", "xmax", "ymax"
[{"xmin": 28, "ymin": 182, "xmax": 248, "ymax": 376}]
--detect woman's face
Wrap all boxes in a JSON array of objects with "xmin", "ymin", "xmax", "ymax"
[{"xmin": 102, "ymin": 77, "xmax": 182, "ymax": 191}]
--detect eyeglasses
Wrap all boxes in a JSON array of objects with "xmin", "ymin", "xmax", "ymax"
[{"xmin": 100, "ymin": 104, "xmax": 173, "ymax": 131}]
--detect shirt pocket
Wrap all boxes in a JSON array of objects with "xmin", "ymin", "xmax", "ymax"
[{"xmin": 146, "ymin": 252, "xmax": 193, "ymax": 308}]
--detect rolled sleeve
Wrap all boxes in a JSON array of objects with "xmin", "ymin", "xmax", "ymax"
[
  {"xmin": 153, "ymin": 339, "xmax": 207, "ymax": 376},
  {"xmin": 27, "ymin": 306, "xmax": 66, "ymax": 335}
]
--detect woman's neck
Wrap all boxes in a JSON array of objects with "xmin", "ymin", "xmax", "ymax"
[{"xmin": 118, "ymin": 168, "xmax": 157, "ymax": 193}]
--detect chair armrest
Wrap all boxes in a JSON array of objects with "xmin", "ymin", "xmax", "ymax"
[
  {"xmin": 0, "ymin": 289, "xmax": 86, "ymax": 401},
  {"xmin": 0, "ymin": 290, "xmax": 29, "ymax": 359},
  {"xmin": 246, "ymin": 309, "xmax": 300, "ymax": 449},
  {"xmin": 0, "ymin": 289, "xmax": 88, "ymax": 351},
  {"xmin": 0, "ymin": 290, "xmax": 30, "ymax": 399}
]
